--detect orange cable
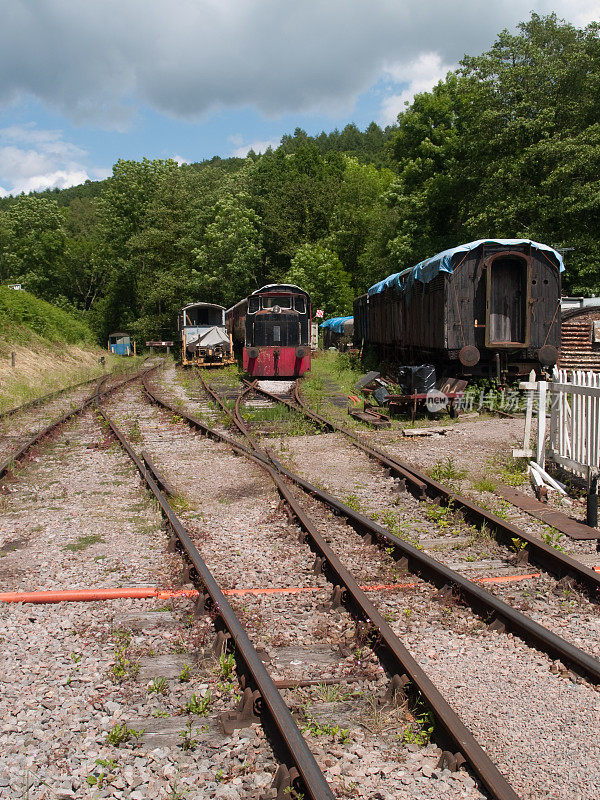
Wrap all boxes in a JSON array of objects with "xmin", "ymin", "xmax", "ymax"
[{"xmin": 0, "ymin": 571, "xmax": 554, "ymax": 604}]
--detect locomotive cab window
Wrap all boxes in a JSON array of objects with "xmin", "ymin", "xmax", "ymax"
[
  {"xmin": 485, "ymin": 255, "xmax": 530, "ymax": 347},
  {"xmin": 262, "ymin": 296, "xmax": 291, "ymax": 309},
  {"xmin": 248, "ymin": 296, "xmax": 259, "ymax": 313},
  {"xmin": 294, "ymin": 296, "xmax": 306, "ymax": 313}
]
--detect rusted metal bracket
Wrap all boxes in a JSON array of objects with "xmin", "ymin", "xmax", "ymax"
[
  {"xmin": 488, "ymin": 618, "xmax": 506, "ymax": 634},
  {"xmin": 212, "ymin": 630, "xmax": 230, "ymax": 658},
  {"xmin": 384, "ymin": 673, "xmax": 410, "ymax": 707},
  {"xmin": 193, "ymin": 591, "xmax": 211, "ymax": 617},
  {"xmin": 515, "ymin": 547, "xmax": 530, "ymax": 566},
  {"xmin": 180, "ymin": 562, "xmax": 195, "ymax": 584},
  {"xmin": 328, "ymin": 585, "xmax": 344, "ymax": 610},
  {"xmin": 436, "ymin": 584, "xmax": 454, "ymax": 601},
  {"xmin": 438, "ymin": 751, "xmax": 467, "ymax": 772},
  {"xmin": 220, "ymin": 686, "xmax": 261, "ymax": 734},
  {"xmin": 312, "ymin": 555, "xmax": 325, "ymax": 575},
  {"xmin": 260, "ymin": 765, "xmax": 300, "ymax": 800}
]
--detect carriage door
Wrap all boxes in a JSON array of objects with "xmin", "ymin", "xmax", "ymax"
[{"xmin": 485, "ymin": 254, "xmax": 531, "ymax": 347}]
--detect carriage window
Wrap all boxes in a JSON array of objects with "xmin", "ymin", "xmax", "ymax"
[
  {"xmin": 294, "ymin": 296, "xmax": 306, "ymax": 313},
  {"xmin": 186, "ymin": 307, "xmax": 223, "ymax": 326},
  {"xmin": 262, "ymin": 296, "xmax": 291, "ymax": 309},
  {"xmin": 248, "ymin": 297, "xmax": 259, "ymax": 313},
  {"xmin": 273, "ymin": 326, "xmax": 281, "ymax": 342}
]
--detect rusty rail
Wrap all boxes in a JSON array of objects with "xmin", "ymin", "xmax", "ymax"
[
  {"xmin": 193, "ymin": 376, "xmax": 600, "ymax": 683},
  {"xmin": 146, "ymin": 374, "xmax": 525, "ymax": 800},
  {"xmin": 0, "ymin": 367, "xmax": 153, "ymax": 481},
  {"xmin": 96, "ymin": 392, "xmax": 335, "ymax": 800},
  {"xmin": 248, "ymin": 381, "xmax": 600, "ymax": 600}
]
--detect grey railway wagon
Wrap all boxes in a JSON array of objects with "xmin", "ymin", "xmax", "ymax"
[{"xmin": 354, "ymin": 239, "xmax": 563, "ymax": 379}]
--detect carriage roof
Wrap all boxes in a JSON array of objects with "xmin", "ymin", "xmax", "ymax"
[{"xmin": 367, "ymin": 239, "xmax": 565, "ymax": 297}]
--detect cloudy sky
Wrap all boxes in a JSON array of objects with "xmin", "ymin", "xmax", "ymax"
[{"xmin": 0, "ymin": 0, "xmax": 598, "ymax": 196}]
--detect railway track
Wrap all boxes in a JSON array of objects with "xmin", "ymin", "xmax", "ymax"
[
  {"xmin": 147, "ymin": 372, "xmax": 600, "ymax": 800},
  {"xmin": 0, "ymin": 364, "xmax": 154, "ymax": 481},
  {"xmin": 95, "ymin": 392, "xmax": 335, "ymax": 800},
  {"xmin": 0, "ymin": 369, "xmax": 329, "ymax": 798},
  {"xmin": 188, "ymin": 374, "xmax": 600, "ymax": 682},
  {"xmin": 2, "ymin": 363, "xmax": 599, "ymax": 798},
  {"xmin": 247, "ymin": 380, "xmax": 600, "ymax": 599},
  {"xmin": 143, "ymin": 371, "xmax": 524, "ymax": 800}
]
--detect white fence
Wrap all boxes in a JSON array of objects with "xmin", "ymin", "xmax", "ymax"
[
  {"xmin": 548, "ymin": 369, "xmax": 600, "ymax": 481},
  {"xmin": 515, "ymin": 369, "xmax": 600, "ymax": 483}
]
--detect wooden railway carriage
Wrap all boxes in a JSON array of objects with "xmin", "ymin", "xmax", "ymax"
[
  {"xmin": 179, "ymin": 302, "xmax": 234, "ymax": 367},
  {"xmin": 354, "ymin": 239, "xmax": 563, "ymax": 380},
  {"xmin": 226, "ymin": 285, "xmax": 311, "ymax": 377},
  {"xmin": 321, "ymin": 316, "xmax": 354, "ymax": 350}
]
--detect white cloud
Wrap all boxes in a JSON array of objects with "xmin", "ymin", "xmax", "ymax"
[
  {"xmin": 0, "ymin": 1, "xmax": 593, "ymax": 129},
  {"xmin": 0, "ymin": 125, "xmax": 109, "ymax": 195},
  {"xmin": 567, "ymin": 0, "xmax": 600, "ymax": 25},
  {"xmin": 230, "ymin": 137, "xmax": 280, "ymax": 158},
  {"xmin": 172, "ymin": 154, "xmax": 190, "ymax": 165},
  {"xmin": 379, "ymin": 52, "xmax": 456, "ymax": 125}
]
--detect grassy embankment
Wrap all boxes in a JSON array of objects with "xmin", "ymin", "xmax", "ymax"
[{"xmin": 0, "ymin": 286, "xmax": 135, "ymax": 412}]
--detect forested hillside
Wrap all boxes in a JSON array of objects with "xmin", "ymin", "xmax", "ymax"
[{"xmin": 0, "ymin": 13, "xmax": 598, "ymax": 345}]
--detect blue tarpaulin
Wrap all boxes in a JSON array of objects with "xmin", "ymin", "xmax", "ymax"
[
  {"xmin": 320, "ymin": 316, "xmax": 353, "ymax": 333},
  {"xmin": 367, "ymin": 239, "xmax": 565, "ymax": 297}
]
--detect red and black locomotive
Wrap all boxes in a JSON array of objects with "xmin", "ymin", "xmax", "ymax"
[{"xmin": 226, "ymin": 284, "xmax": 311, "ymax": 378}]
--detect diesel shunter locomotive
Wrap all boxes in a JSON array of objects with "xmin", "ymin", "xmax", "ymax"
[
  {"xmin": 226, "ymin": 284, "xmax": 311, "ymax": 377},
  {"xmin": 179, "ymin": 303, "xmax": 235, "ymax": 367},
  {"xmin": 354, "ymin": 239, "xmax": 563, "ymax": 380}
]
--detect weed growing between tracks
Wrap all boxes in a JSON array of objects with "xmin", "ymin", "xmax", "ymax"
[
  {"xmin": 302, "ymin": 717, "xmax": 350, "ymax": 744},
  {"xmin": 106, "ymin": 722, "xmax": 145, "ymax": 747},
  {"xmin": 62, "ymin": 533, "xmax": 105, "ymax": 551},
  {"xmin": 109, "ymin": 630, "xmax": 140, "ymax": 684},
  {"xmin": 180, "ymin": 719, "xmax": 206, "ymax": 751},
  {"xmin": 472, "ymin": 476, "xmax": 497, "ymax": 493},
  {"xmin": 242, "ymin": 403, "xmax": 317, "ymax": 437},
  {"xmin": 430, "ymin": 457, "xmax": 467, "ymax": 482},
  {"xmin": 493, "ymin": 454, "xmax": 529, "ymax": 486},
  {"xmin": 183, "ymin": 691, "xmax": 211, "ymax": 715},
  {"xmin": 148, "ymin": 676, "xmax": 169, "ymax": 695}
]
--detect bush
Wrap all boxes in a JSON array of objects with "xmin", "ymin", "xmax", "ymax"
[{"xmin": 0, "ymin": 286, "xmax": 93, "ymax": 344}]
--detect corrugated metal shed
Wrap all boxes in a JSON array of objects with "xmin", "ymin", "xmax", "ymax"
[{"xmin": 560, "ymin": 305, "xmax": 600, "ymax": 371}]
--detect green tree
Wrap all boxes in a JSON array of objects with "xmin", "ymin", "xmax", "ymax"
[
  {"xmin": 0, "ymin": 195, "xmax": 67, "ymax": 298},
  {"xmin": 326, "ymin": 156, "xmax": 396, "ymax": 291},
  {"xmin": 285, "ymin": 243, "xmax": 353, "ymax": 316},
  {"xmin": 386, "ymin": 13, "xmax": 600, "ymax": 292},
  {"xmin": 193, "ymin": 193, "xmax": 264, "ymax": 308}
]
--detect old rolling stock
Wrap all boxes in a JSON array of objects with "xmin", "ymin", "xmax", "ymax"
[
  {"xmin": 354, "ymin": 239, "xmax": 563, "ymax": 380},
  {"xmin": 321, "ymin": 316, "xmax": 354, "ymax": 350},
  {"xmin": 179, "ymin": 302, "xmax": 235, "ymax": 367},
  {"xmin": 226, "ymin": 284, "xmax": 311, "ymax": 378},
  {"xmin": 108, "ymin": 332, "xmax": 135, "ymax": 356}
]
